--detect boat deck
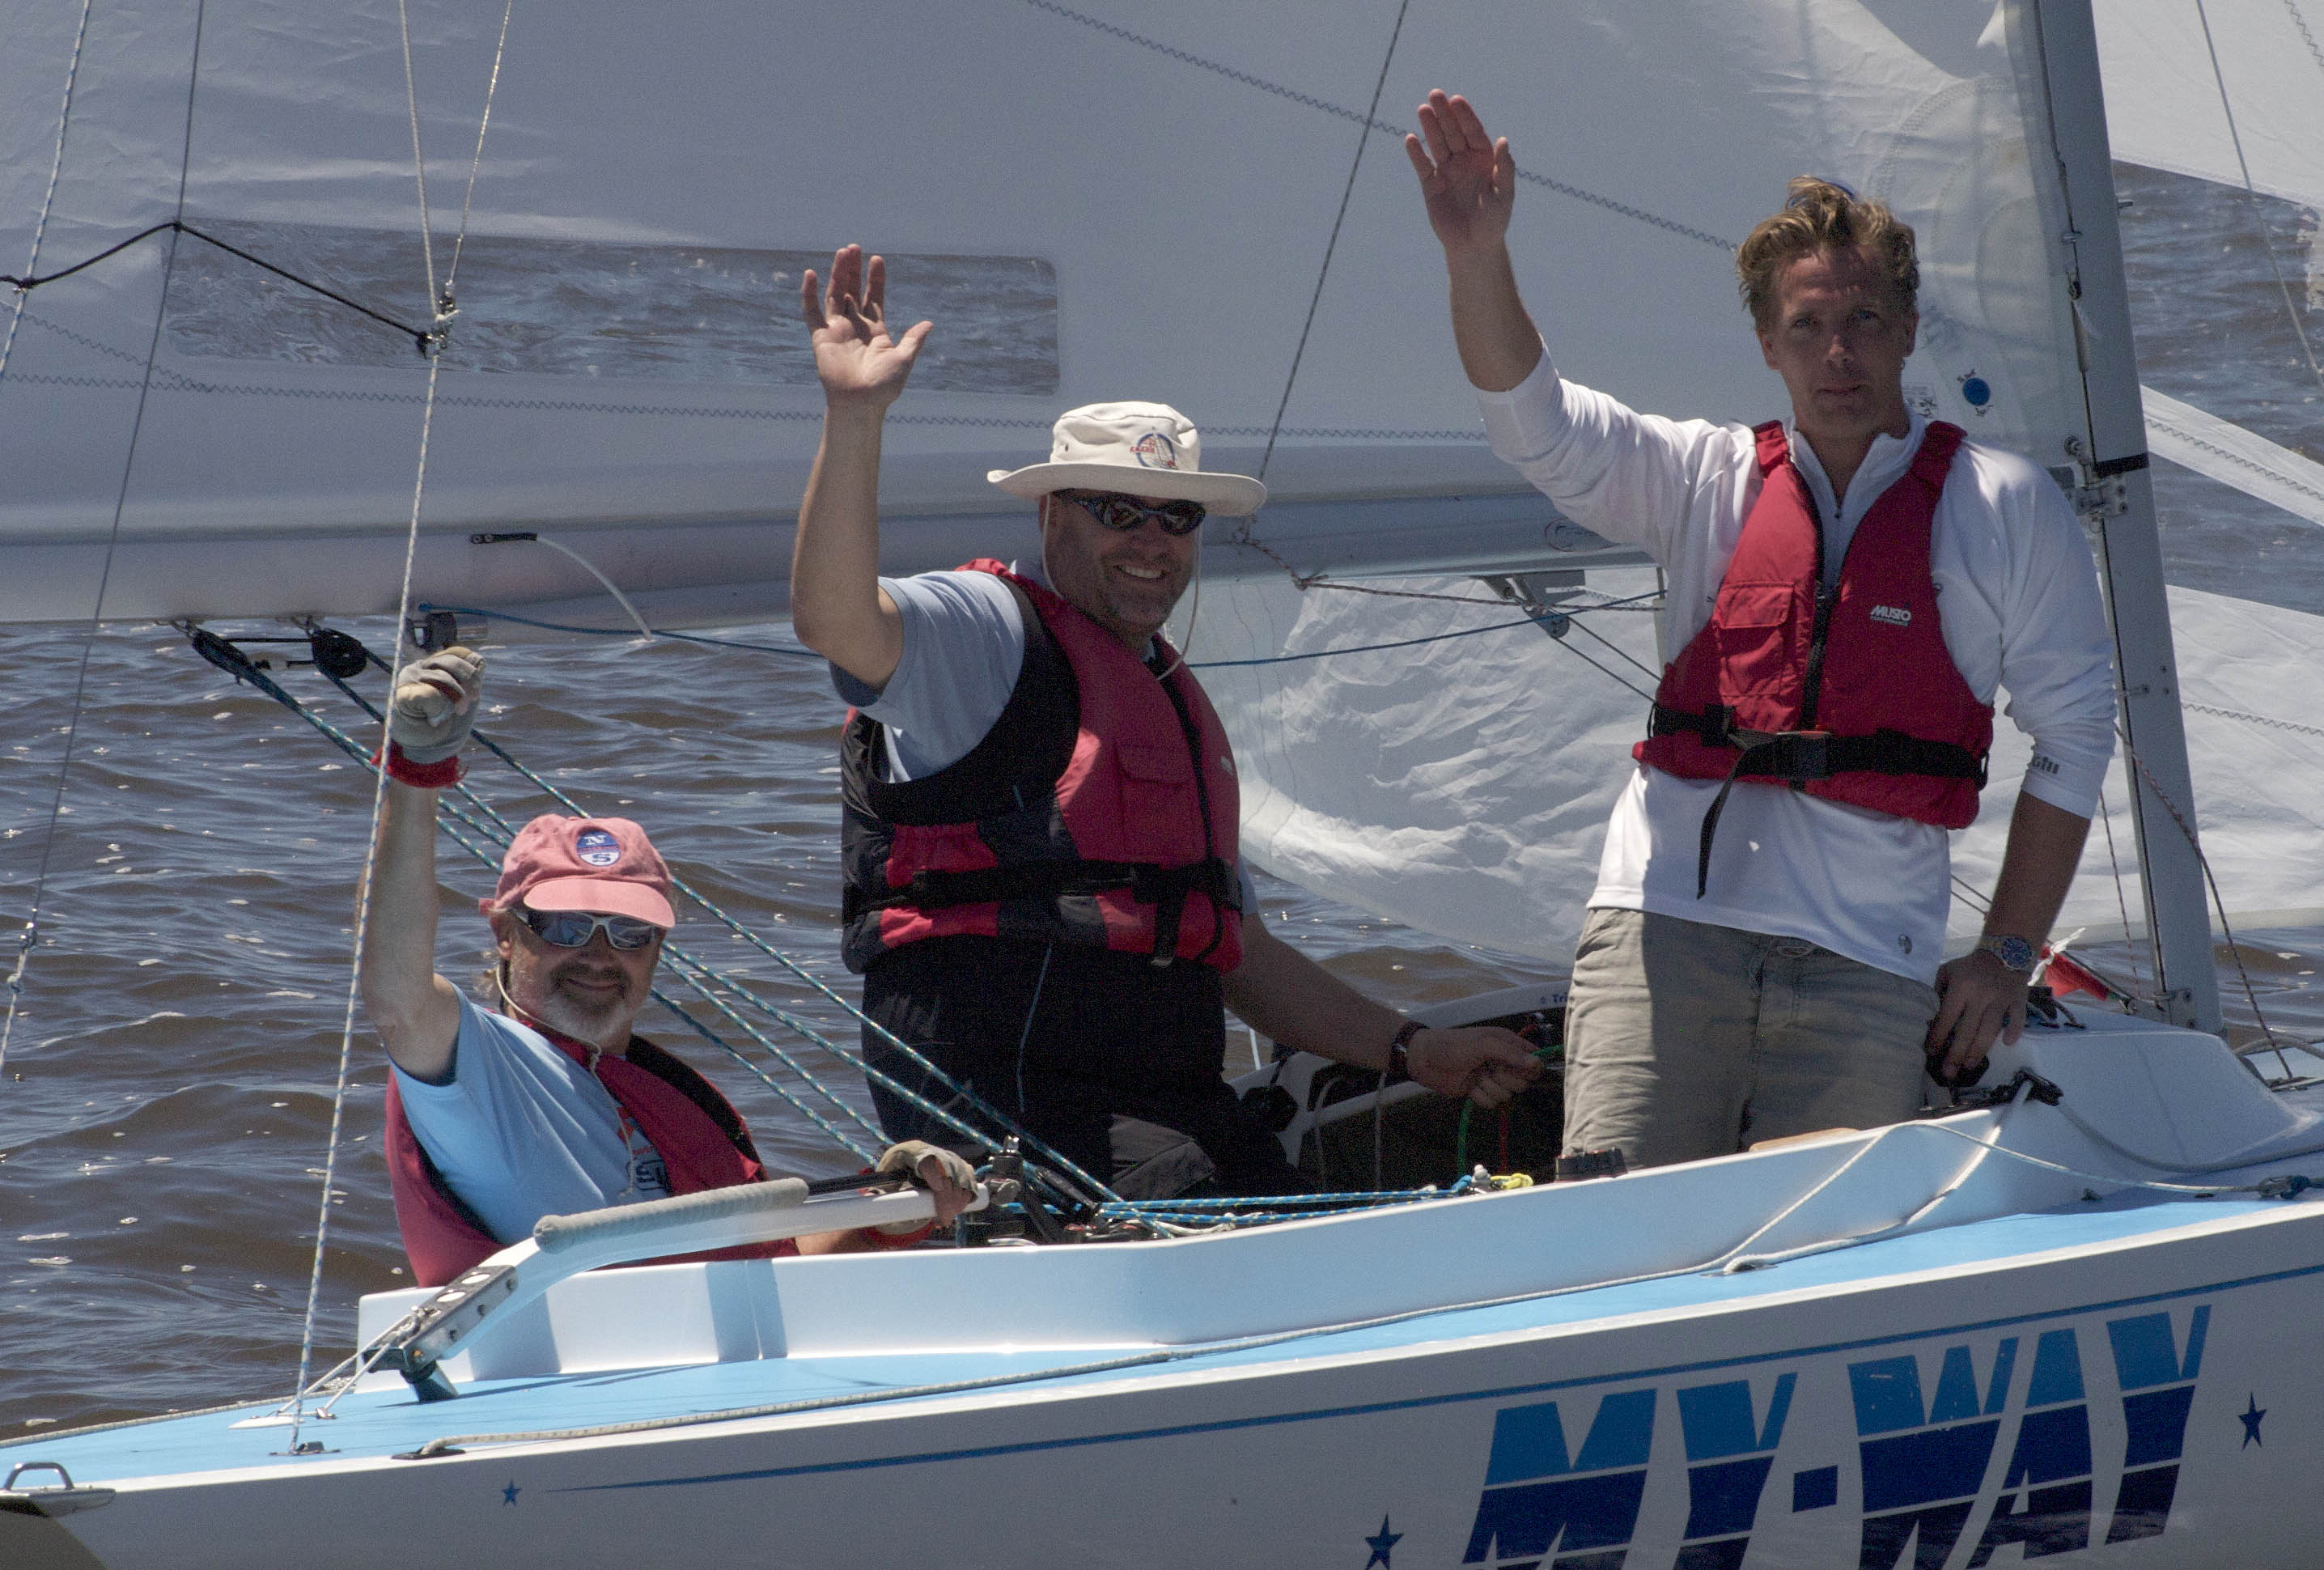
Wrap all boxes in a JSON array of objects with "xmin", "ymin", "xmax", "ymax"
[{"xmin": 13, "ymin": 1186, "xmax": 2311, "ymax": 1485}]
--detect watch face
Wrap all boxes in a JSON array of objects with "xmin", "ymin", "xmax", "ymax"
[{"xmin": 1987, "ymin": 935, "xmax": 2037, "ymax": 972}]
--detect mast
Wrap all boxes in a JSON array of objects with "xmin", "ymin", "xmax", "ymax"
[{"xmin": 2025, "ymin": 0, "xmax": 2223, "ymax": 1033}]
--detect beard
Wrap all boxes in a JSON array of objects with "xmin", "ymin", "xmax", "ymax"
[{"xmin": 515, "ymin": 957, "xmax": 642, "ymax": 1046}]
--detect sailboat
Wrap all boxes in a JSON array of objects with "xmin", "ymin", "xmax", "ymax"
[{"xmin": 7, "ymin": 0, "xmax": 2324, "ymax": 1564}]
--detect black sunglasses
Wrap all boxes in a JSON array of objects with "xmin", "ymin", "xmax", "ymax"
[
  {"xmin": 519, "ymin": 906, "xmax": 665, "ymax": 951},
  {"xmin": 1059, "ymin": 489, "xmax": 1207, "ymax": 537}
]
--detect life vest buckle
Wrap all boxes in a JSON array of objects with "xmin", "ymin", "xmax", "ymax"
[{"xmin": 1770, "ymin": 728, "xmax": 1831, "ymax": 780}]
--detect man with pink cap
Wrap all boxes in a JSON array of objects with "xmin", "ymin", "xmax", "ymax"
[
  {"xmin": 787, "ymin": 244, "xmax": 1542, "ymax": 1200},
  {"xmin": 357, "ymin": 649, "xmax": 976, "ymax": 1287}
]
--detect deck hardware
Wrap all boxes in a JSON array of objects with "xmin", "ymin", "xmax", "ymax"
[
  {"xmin": 1, "ymin": 1462, "xmax": 117, "ymax": 1517},
  {"xmin": 1956, "ymin": 1068, "xmax": 2064, "ymax": 1111},
  {"xmin": 1554, "ymin": 1147, "xmax": 1626, "ymax": 1182}
]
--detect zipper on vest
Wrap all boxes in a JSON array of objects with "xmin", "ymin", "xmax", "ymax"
[
  {"xmin": 1792, "ymin": 476, "xmax": 1838, "ymax": 787},
  {"xmin": 1797, "ymin": 581, "xmax": 1839, "ymax": 731}
]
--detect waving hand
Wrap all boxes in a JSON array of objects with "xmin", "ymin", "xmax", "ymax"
[
  {"xmin": 800, "ymin": 244, "xmax": 932, "ymax": 409},
  {"xmin": 1405, "ymin": 90, "xmax": 1516, "ymax": 257}
]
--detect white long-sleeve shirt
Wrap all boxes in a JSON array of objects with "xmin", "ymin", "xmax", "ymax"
[{"xmin": 1480, "ymin": 353, "xmax": 2116, "ymax": 983}]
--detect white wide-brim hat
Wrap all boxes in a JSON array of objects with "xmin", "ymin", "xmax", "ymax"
[{"xmin": 987, "ymin": 401, "xmax": 1267, "ymax": 517}]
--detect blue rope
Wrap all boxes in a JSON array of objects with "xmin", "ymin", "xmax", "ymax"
[{"xmin": 1096, "ymin": 1178, "xmax": 1480, "ymax": 1228}]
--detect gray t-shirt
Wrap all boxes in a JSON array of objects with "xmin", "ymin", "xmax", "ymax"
[
  {"xmin": 833, "ymin": 566, "xmax": 1029, "ymax": 780},
  {"xmin": 829, "ymin": 563, "xmax": 1257, "ymax": 909},
  {"xmin": 392, "ymin": 995, "xmax": 670, "ymax": 1244}
]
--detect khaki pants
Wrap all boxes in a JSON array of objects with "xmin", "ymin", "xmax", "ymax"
[{"xmin": 1563, "ymin": 907, "xmax": 1939, "ymax": 1169}]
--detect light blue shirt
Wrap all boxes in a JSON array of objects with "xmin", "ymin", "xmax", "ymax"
[{"xmin": 392, "ymin": 995, "xmax": 670, "ymax": 1244}]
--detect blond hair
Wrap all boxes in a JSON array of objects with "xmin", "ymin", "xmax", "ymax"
[{"xmin": 1737, "ymin": 177, "xmax": 1918, "ymax": 330}]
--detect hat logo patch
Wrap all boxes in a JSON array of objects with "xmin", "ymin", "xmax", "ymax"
[
  {"xmin": 1132, "ymin": 431, "xmax": 1179, "ymax": 470},
  {"xmin": 574, "ymin": 828, "xmax": 622, "ymax": 867},
  {"xmin": 1870, "ymin": 605, "xmax": 1911, "ymax": 627}
]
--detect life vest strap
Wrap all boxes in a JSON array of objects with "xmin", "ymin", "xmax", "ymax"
[
  {"xmin": 1652, "ymin": 703, "xmax": 1988, "ymax": 898},
  {"xmin": 1649, "ymin": 704, "xmax": 1987, "ymax": 783},
  {"xmin": 844, "ymin": 855, "xmax": 1241, "ymax": 967}
]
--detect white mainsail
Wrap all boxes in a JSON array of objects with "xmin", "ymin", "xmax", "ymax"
[
  {"xmin": 0, "ymin": 0, "xmax": 1699, "ymax": 627},
  {"xmin": 3, "ymin": 0, "xmax": 2116, "ymax": 627}
]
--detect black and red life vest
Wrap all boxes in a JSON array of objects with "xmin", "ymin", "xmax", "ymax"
[
  {"xmin": 840, "ymin": 561, "xmax": 1244, "ymax": 974},
  {"xmin": 384, "ymin": 1017, "xmax": 792, "ymax": 1288},
  {"xmin": 1636, "ymin": 420, "xmax": 1992, "ymax": 893}
]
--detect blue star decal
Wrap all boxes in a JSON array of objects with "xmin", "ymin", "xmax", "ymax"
[
  {"xmin": 2240, "ymin": 1394, "xmax": 2267, "ymax": 1449},
  {"xmin": 502, "ymin": 1479, "xmax": 522, "ymax": 1505},
  {"xmin": 1363, "ymin": 1514, "xmax": 1402, "ymax": 1568}
]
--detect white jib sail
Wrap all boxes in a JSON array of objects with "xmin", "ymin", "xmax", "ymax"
[{"xmin": 1178, "ymin": 0, "xmax": 2118, "ymax": 961}]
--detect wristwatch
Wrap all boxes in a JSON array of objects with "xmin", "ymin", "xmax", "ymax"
[
  {"xmin": 1976, "ymin": 934, "xmax": 2038, "ymax": 974},
  {"xmin": 1385, "ymin": 1020, "xmax": 1423, "ymax": 1085}
]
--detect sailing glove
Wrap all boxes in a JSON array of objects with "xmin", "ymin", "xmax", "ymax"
[
  {"xmin": 388, "ymin": 646, "xmax": 485, "ymax": 766},
  {"xmin": 876, "ymin": 1139, "xmax": 978, "ymax": 1194}
]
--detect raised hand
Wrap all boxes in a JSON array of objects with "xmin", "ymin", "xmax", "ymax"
[
  {"xmin": 1405, "ymin": 90, "xmax": 1516, "ymax": 257},
  {"xmin": 388, "ymin": 646, "xmax": 483, "ymax": 766},
  {"xmin": 800, "ymin": 244, "xmax": 933, "ymax": 409}
]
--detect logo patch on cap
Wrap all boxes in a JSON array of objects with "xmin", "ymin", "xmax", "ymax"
[
  {"xmin": 1133, "ymin": 431, "xmax": 1179, "ymax": 470},
  {"xmin": 574, "ymin": 827, "xmax": 622, "ymax": 867}
]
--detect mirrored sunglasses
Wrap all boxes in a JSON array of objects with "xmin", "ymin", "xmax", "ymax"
[
  {"xmin": 1062, "ymin": 489, "xmax": 1207, "ymax": 537},
  {"xmin": 519, "ymin": 906, "xmax": 664, "ymax": 951}
]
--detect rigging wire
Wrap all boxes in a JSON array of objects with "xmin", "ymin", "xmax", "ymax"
[
  {"xmin": 0, "ymin": 0, "xmax": 98, "ymax": 1066},
  {"xmin": 0, "ymin": 0, "xmax": 95, "ymax": 388},
  {"xmin": 288, "ymin": 651, "xmax": 892, "ymax": 1153},
  {"xmin": 418, "ymin": 603, "xmax": 821, "ymax": 656},
  {"xmin": 1253, "ymin": 0, "xmax": 1412, "ymax": 483},
  {"xmin": 285, "ymin": 0, "xmax": 492, "ymax": 1450},
  {"xmin": 2191, "ymin": 0, "xmax": 2324, "ymax": 398},
  {"xmin": 199, "ymin": 626, "xmax": 1121, "ymax": 1207},
  {"xmin": 284, "ymin": 385, "xmax": 442, "ymax": 1449},
  {"xmin": 2116, "ymin": 732, "xmax": 2292, "ymax": 1070},
  {"xmin": 419, "ymin": 589, "xmax": 1663, "ymax": 674},
  {"xmin": 2095, "ymin": 783, "xmax": 2153, "ymax": 997},
  {"xmin": 441, "ymin": 0, "xmax": 518, "ymax": 312},
  {"xmin": 393, "ymin": 0, "xmax": 442, "ymax": 320},
  {"xmin": 1019, "ymin": 0, "xmax": 1733, "ymax": 253},
  {"xmin": 3, "ymin": 221, "xmax": 436, "ymax": 353},
  {"xmin": 2, "ymin": 0, "xmax": 208, "ymax": 1085}
]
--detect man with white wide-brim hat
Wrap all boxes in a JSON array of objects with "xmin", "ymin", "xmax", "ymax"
[{"xmin": 789, "ymin": 244, "xmax": 1539, "ymax": 1203}]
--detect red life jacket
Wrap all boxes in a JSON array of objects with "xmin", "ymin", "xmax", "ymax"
[
  {"xmin": 840, "ymin": 561, "xmax": 1244, "ymax": 974},
  {"xmin": 384, "ymin": 1016, "xmax": 794, "ymax": 1288},
  {"xmin": 1636, "ymin": 420, "xmax": 1992, "ymax": 894}
]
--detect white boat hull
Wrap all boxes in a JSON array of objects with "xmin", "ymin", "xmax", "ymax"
[{"xmin": 11, "ymin": 1009, "xmax": 2324, "ymax": 1568}]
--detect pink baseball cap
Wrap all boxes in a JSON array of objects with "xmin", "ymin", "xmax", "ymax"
[{"xmin": 481, "ymin": 815, "xmax": 676, "ymax": 927}]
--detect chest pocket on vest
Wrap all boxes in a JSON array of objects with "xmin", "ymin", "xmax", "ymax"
[
  {"xmin": 1711, "ymin": 582, "xmax": 1804, "ymax": 702},
  {"xmin": 1115, "ymin": 740, "xmax": 1199, "ymax": 854}
]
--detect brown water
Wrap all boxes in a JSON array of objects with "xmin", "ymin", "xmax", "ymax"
[{"xmin": 6, "ymin": 160, "xmax": 2324, "ymax": 1435}]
